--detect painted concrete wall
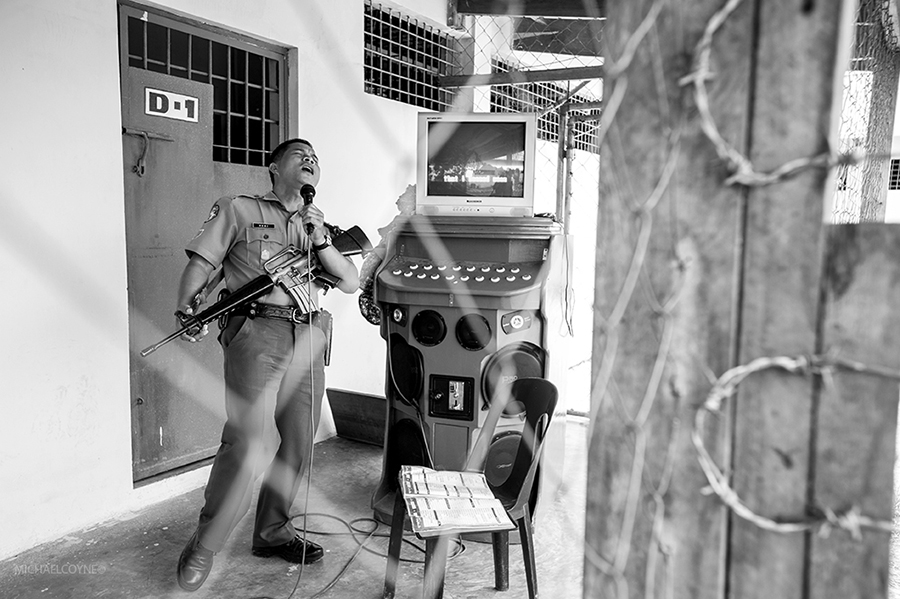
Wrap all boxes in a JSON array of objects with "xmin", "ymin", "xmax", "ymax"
[{"xmin": 0, "ymin": 0, "xmax": 446, "ymax": 560}]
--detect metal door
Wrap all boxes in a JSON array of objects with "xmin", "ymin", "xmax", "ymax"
[
  {"xmin": 122, "ymin": 67, "xmax": 272, "ymax": 480},
  {"xmin": 122, "ymin": 68, "xmax": 220, "ymax": 480}
]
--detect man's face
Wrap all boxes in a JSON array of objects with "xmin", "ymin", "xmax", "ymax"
[{"xmin": 271, "ymin": 142, "xmax": 320, "ymax": 188}]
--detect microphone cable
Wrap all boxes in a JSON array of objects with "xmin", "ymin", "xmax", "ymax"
[
  {"xmin": 247, "ymin": 218, "xmax": 319, "ymax": 599},
  {"xmin": 247, "ymin": 215, "xmax": 456, "ymax": 599},
  {"xmin": 293, "ymin": 238, "xmax": 317, "ymax": 595}
]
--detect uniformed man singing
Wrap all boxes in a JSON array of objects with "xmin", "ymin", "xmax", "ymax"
[{"xmin": 174, "ymin": 138, "xmax": 359, "ymax": 592}]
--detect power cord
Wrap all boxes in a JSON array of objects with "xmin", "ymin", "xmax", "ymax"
[
  {"xmin": 385, "ymin": 333, "xmax": 435, "ymax": 469},
  {"xmin": 246, "ymin": 513, "xmax": 466, "ymax": 599}
]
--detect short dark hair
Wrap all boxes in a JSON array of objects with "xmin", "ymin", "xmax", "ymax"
[{"xmin": 267, "ymin": 138, "xmax": 314, "ymax": 184}]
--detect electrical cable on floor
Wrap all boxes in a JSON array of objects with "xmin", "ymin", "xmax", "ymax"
[
  {"xmin": 247, "ymin": 512, "xmax": 466, "ymax": 598},
  {"xmin": 297, "ymin": 512, "xmax": 466, "ymax": 563}
]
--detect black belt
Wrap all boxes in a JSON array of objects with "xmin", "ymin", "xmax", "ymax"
[{"xmin": 237, "ymin": 302, "xmax": 316, "ymax": 324}]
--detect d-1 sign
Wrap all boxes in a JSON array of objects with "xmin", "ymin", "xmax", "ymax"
[{"xmin": 145, "ymin": 87, "xmax": 198, "ymax": 123}]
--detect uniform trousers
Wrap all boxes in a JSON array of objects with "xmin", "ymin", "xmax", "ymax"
[{"xmin": 195, "ymin": 315, "xmax": 326, "ymax": 552}]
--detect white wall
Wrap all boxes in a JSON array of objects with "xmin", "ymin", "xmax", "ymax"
[{"xmin": 0, "ymin": 0, "xmax": 446, "ymax": 560}]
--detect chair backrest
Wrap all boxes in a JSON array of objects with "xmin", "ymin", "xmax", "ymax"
[{"xmin": 489, "ymin": 377, "xmax": 558, "ymax": 516}]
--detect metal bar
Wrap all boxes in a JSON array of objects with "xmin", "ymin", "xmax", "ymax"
[
  {"xmin": 555, "ymin": 102, "xmax": 569, "ymax": 225},
  {"xmin": 457, "ymin": 0, "xmax": 605, "ymax": 17},
  {"xmin": 122, "ymin": 127, "xmax": 175, "ymax": 142},
  {"xmin": 568, "ymin": 100, "xmax": 603, "ymax": 111},
  {"xmin": 563, "ymin": 114, "xmax": 575, "ymax": 234},
  {"xmin": 439, "ymin": 65, "xmax": 603, "ymax": 87}
]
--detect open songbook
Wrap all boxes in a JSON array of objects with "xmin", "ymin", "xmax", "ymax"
[{"xmin": 399, "ymin": 465, "xmax": 516, "ymax": 537}]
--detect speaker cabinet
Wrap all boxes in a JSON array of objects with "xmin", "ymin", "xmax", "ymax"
[
  {"xmin": 370, "ymin": 216, "xmax": 569, "ymax": 525},
  {"xmin": 372, "ymin": 303, "xmax": 548, "ymax": 523}
]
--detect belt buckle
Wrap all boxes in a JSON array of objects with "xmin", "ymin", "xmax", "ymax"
[{"xmin": 290, "ymin": 309, "xmax": 307, "ymax": 324}]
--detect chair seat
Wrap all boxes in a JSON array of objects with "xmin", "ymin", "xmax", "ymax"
[{"xmin": 381, "ymin": 377, "xmax": 558, "ymax": 599}]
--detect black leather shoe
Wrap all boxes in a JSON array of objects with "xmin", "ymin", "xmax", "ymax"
[
  {"xmin": 252, "ymin": 535, "xmax": 324, "ymax": 564},
  {"xmin": 177, "ymin": 531, "xmax": 215, "ymax": 592}
]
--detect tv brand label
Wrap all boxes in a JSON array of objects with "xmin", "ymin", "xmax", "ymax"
[{"xmin": 145, "ymin": 88, "xmax": 198, "ymax": 122}]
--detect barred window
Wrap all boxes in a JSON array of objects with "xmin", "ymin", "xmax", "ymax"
[
  {"xmin": 889, "ymin": 159, "xmax": 900, "ymax": 190},
  {"xmin": 123, "ymin": 12, "xmax": 285, "ymax": 166},
  {"xmin": 490, "ymin": 59, "xmax": 601, "ymax": 153},
  {"xmin": 364, "ymin": 0, "xmax": 458, "ymax": 110}
]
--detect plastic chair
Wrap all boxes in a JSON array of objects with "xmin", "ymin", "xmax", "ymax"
[{"xmin": 382, "ymin": 377, "xmax": 559, "ymax": 599}]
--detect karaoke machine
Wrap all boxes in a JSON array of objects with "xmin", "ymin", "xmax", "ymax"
[{"xmin": 371, "ymin": 215, "xmax": 571, "ymax": 524}]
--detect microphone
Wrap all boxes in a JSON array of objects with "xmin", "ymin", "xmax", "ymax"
[{"xmin": 300, "ymin": 184, "xmax": 316, "ymax": 234}]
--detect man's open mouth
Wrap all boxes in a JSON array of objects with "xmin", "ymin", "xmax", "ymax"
[{"xmin": 301, "ymin": 165, "xmax": 315, "ymax": 174}]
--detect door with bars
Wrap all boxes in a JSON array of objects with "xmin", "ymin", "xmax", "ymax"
[{"xmin": 118, "ymin": 4, "xmax": 289, "ymax": 481}]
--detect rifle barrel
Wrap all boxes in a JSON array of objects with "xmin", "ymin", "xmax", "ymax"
[
  {"xmin": 140, "ymin": 275, "xmax": 275, "ymax": 358},
  {"xmin": 140, "ymin": 327, "xmax": 190, "ymax": 357}
]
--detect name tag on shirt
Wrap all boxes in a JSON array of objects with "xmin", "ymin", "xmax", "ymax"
[{"xmin": 252, "ymin": 222, "xmax": 275, "ymax": 229}]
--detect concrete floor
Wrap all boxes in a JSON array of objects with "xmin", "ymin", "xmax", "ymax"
[{"xmin": 0, "ymin": 417, "xmax": 587, "ymax": 599}]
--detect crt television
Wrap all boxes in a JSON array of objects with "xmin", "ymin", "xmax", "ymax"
[{"xmin": 416, "ymin": 111, "xmax": 537, "ymax": 217}]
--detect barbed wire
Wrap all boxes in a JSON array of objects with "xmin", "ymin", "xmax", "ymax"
[
  {"xmin": 677, "ymin": 0, "xmax": 869, "ymax": 188},
  {"xmin": 692, "ymin": 353, "xmax": 895, "ymax": 539}
]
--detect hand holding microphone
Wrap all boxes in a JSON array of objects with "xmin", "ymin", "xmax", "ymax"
[
  {"xmin": 299, "ymin": 184, "xmax": 325, "ymax": 239},
  {"xmin": 300, "ymin": 184, "xmax": 316, "ymax": 234}
]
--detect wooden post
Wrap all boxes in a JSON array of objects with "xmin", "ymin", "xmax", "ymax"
[
  {"xmin": 586, "ymin": 1, "xmax": 857, "ymax": 597},
  {"xmin": 727, "ymin": 1, "xmax": 849, "ymax": 597},
  {"xmin": 587, "ymin": 0, "xmax": 755, "ymax": 596},
  {"xmin": 809, "ymin": 224, "xmax": 900, "ymax": 597}
]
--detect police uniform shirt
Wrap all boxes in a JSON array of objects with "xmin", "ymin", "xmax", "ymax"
[{"xmin": 186, "ymin": 191, "xmax": 323, "ymax": 307}]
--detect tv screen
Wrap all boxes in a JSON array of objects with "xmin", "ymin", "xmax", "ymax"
[{"xmin": 416, "ymin": 112, "xmax": 536, "ymax": 216}]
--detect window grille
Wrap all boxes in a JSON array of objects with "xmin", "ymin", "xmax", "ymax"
[
  {"xmin": 123, "ymin": 13, "xmax": 284, "ymax": 166},
  {"xmin": 364, "ymin": 0, "xmax": 458, "ymax": 110},
  {"xmin": 890, "ymin": 159, "xmax": 900, "ymax": 191},
  {"xmin": 490, "ymin": 59, "xmax": 601, "ymax": 153}
]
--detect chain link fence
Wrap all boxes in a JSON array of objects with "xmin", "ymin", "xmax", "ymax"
[
  {"xmin": 832, "ymin": 0, "xmax": 900, "ymax": 223},
  {"xmin": 450, "ymin": 12, "xmax": 605, "ymax": 415}
]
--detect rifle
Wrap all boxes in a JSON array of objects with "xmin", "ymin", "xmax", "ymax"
[{"xmin": 140, "ymin": 225, "xmax": 372, "ymax": 357}]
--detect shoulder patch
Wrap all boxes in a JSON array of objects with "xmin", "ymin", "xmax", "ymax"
[{"xmin": 204, "ymin": 204, "xmax": 220, "ymax": 223}]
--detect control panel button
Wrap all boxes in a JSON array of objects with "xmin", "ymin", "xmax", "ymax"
[{"xmin": 490, "ymin": 276, "xmax": 500, "ymax": 283}]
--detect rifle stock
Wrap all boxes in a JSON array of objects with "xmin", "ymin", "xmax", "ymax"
[{"xmin": 140, "ymin": 225, "xmax": 372, "ymax": 357}]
